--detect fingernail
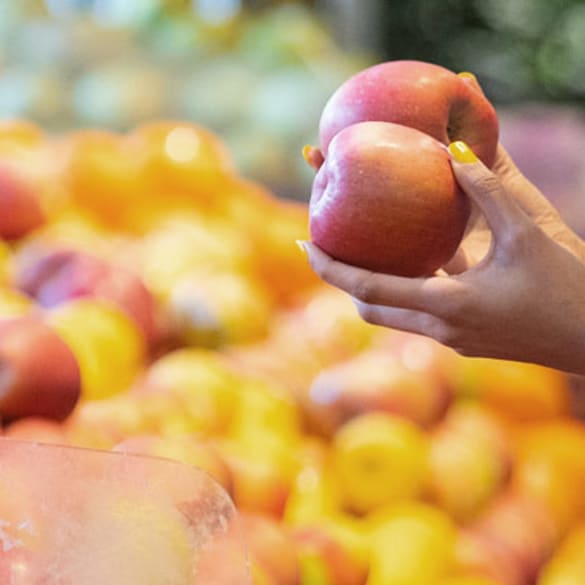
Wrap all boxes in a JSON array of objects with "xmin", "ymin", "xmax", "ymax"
[
  {"xmin": 448, "ymin": 141, "xmax": 479, "ymax": 164},
  {"xmin": 296, "ymin": 239, "xmax": 308, "ymax": 255},
  {"xmin": 302, "ymin": 145, "xmax": 312, "ymax": 164},
  {"xmin": 458, "ymin": 71, "xmax": 477, "ymax": 81}
]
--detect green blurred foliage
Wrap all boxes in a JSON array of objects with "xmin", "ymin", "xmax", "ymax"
[{"xmin": 377, "ymin": 0, "xmax": 585, "ymax": 105}]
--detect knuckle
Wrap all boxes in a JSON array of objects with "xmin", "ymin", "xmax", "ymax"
[
  {"xmin": 316, "ymin": 259, "xmax": 336, "ymax": 283},
  {"xmin": 425, "ymin": 281, "xmax": 475, "ymax": 321},
  {"xmin": 472, "ymin": 173, "xmax": 502, "ymax": 197},
  {"xmin": 355, "ymin": 302, "xmax": 379, "ymax": 325},
  {"xmin": 437, "ymin": 286, "xmax": 476, "ymax": 321},
  {"xmin": 351, "ymin": 273, "xmax": 380, "ymax": 304},
  {"xmin": 428, "ymin": 319, "xmax": 460, "ymax": 348}
]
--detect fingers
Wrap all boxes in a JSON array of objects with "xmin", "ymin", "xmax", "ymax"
[
  {"xmin": 301, "ymin": 242, "xmax": 439, "ymax": 312},
  {"xmin": 352, "ymin": 299, "xmax": 447, "ymax": 339},
  {"xmin": 302, "ymin": 145, "xmax": 324, "ymax": 171},
  {"xmin": 458, "ymin": 71, "xmax": 485, "ymax": 96},
  {"xmin": 448, "ymin": 141, "xmax": 529, "ymax": 244}
]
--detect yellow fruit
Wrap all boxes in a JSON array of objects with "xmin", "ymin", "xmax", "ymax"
[
  {"xmin": 367, "ymin": 503, "xmax": 456, "ymax": 585},
  {"xmin": 47, "ymin": 299, "xmax": 145, "ymax": 401},
  {"xmin": 331, "ymin": 413, "xmax": 429, "ymax": 515}
]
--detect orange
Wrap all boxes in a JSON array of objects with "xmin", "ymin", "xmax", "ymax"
[
  {"xmin": 128, "ymin": 121, "xmax": 235, "ymax": 200},
  {"xmin": 456, "ymin": 358, "xmax": 570, "ymax": 422},
  {"xmin": 61, "ymin": 130, "xmax": 147, "ymax": 230}
]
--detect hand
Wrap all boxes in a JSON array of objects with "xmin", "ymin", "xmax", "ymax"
[
  {"xmin": 443, "ymin": 143, "xmax": 585, "ymax": 274},
  {"xmin": 301, "ymin": 141, "xmax": 585, "ymax": 375}
]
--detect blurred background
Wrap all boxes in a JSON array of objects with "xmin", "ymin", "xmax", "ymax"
[{"xmin": 1, "ymin": 0, "xmax": 584, "ymax": 230}]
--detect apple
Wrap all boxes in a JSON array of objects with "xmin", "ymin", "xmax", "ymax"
[
  {"xmin": 427, "ymin": 403, "xmax": 512, "ymax": 523},
  {"xmin": 317, "ymin": 60, "xmax": 498, "ymax": 166},
  {"xmin": 0, "ymin": 163, "xmax": 45, "ymax": 241},
  {"xmin": 15, "ymin": 246, "xmax": 159, "ymax": 349},
  {"xmin": 0, "ymin": 316, "xmax": 81, "ymax": 422},
  {"xmin": 331, "ymin": 412, "xmax": 429, "ymax": 515},
  {"xmin": 303, "ymin": 345, "xmax": 452, "ymax": 437},
  {"xmin": 309, "ymin": 121, "xmax": 471, "ymax": 277}
]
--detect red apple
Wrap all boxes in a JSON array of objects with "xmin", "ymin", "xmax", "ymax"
[
  {"xmin": 303, "ymin": 345, "xmax": 452, "ymax": 437},
  {"xmin": 317, "ymin": 60, "xmax": 498, "ymax": 166},
  {"xmin": 15, "ymin": 247, "xmax": 158, "ymax": 348},
  {"xmin": 310, "ymin": 121, "xmax": 470, "ymax": 277},
  {"xmin": 0, "ymin": 164, "xmax": 45, "ymax": 241},
  {"xmin": 0, "ymin": 316, "xmax": 81, "ymax": 422}
]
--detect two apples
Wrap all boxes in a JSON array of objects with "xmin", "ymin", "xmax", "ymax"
[{"xmin": 306, "ymin": 60, "xmax": 499, "ymax": 277}]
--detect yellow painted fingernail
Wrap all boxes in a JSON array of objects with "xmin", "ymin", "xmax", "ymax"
[
  {"xmin": 302, "ymin": 145, "xmax": 312, "ymax": 164},
  {"xmin": 296, "ymin": 239, "xmax": 308, "ymax": 255},
  {"xmin": 458, "ymin": 71, "xmax": 477, "ymax": 80},
  {"xmin": 448, "ymin": 141, "xmax": 479, "ymax": 164}
]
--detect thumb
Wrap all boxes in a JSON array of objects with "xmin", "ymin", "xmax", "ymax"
[
  {"xmin": 448, "ymin": 141, "xmax": 528, "ymax": 243},
  {"xmin": 458, "ymin": 71, "xmax": 485, "ymax": 96}
]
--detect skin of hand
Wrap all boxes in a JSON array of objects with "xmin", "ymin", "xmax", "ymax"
[{"xmin": 300, "ymin": 139, "xmax": 585, "ymax": 376}]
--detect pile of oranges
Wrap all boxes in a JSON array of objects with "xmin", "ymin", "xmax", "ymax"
[{"xmin": 0, "ymin": 118, "xmax": 585, "ymax": 585}]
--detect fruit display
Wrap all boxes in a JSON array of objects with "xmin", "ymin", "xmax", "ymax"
[{"xmin": 1, "ymin": 68, "xmax": 585, "ymax": 582}]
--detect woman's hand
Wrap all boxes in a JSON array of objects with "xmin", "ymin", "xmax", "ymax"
[{"xmin": 301, "ymin": 141, "xmax": 585, "ymax": 375}]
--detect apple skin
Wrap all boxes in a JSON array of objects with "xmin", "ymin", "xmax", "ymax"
[
  {"xmin": 0, "ymin": 316, "xmax": 81, "ymax": 422},
  {"xmin": 310, "ymin": 121, "xmax": 470, "ymax": 277},
  {"xmin": 15, "ymin": 247, "xmax": 158, "ymax": 349},
  {"xmin": 303, "ymin": 346, "xmax": 452, "ymax": 437},
  {"xmin": 318, "ymin": 60, "xmax": 498, "ymax": 167}
]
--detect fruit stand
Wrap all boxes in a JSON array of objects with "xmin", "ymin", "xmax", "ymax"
[{"xmin": 2, "ymin": 2, "xmax": 585, "ymax": 585}]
